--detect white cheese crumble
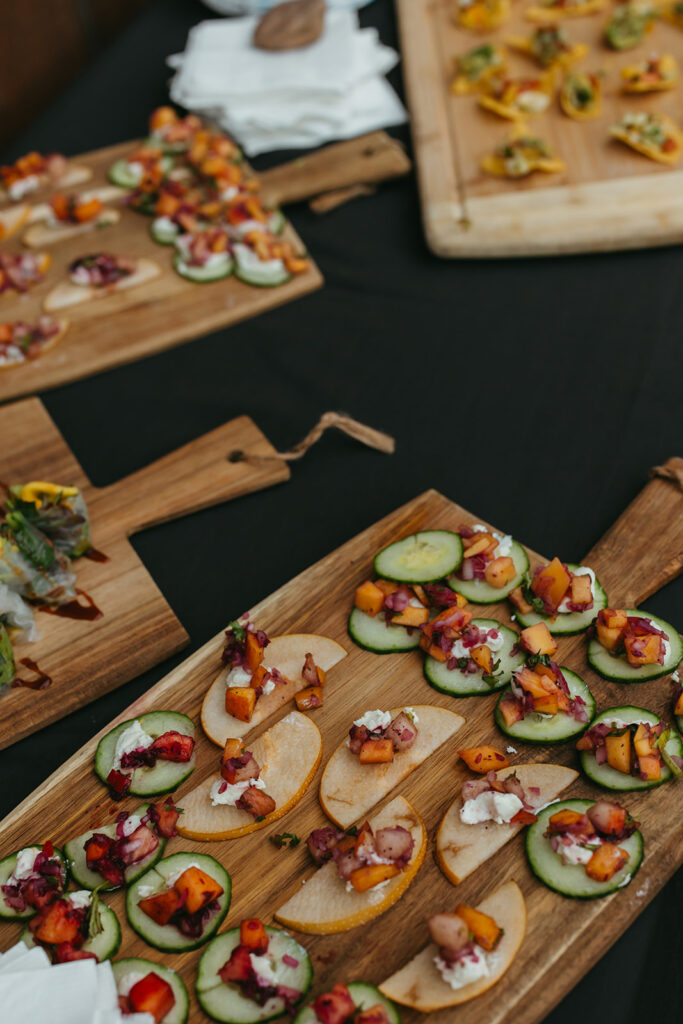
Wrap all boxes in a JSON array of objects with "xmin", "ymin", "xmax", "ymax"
[
  {"xmin": 113, "ymin": 720, "xmax": 154, "ymax": 771},
  {"xmin": 165, "ymin": 862, "xmax": 202, "ymax": 888},
  {"xmin": 117, "ymin": 971, "xmax": 146, "ymax": 998},
  {"xmin": 556, "ymin": 566, "xmax": 595, "ymax": 613},
  {"xmin": 233, "ymin": 242, "xmax": 285, "ymax": 277},
  {"xmin": 136, "ymin": 884, "xmax": 155, "ymax": 898},
  {"xmin": 12, "ymin": 848, "xmax": 39, "ymax": 881},
  {"xmin": 261, "ymin": 678, "xmax": 275, "ymax": 696},
  {"xmin": 506, "ymin": 745, "xmax": 518, "ymax": 754},
  {"xmin": 555, "ymin": 836, "xmax": 599, "ymax": 866},
  {"xmin": 601, "ymin": 717, "xmax": 652, "ymax": 730},
  {"xmin": 673, "ymin": 671, "xmax": 680, "ymax": 683},
  {"xmin": 471, "ymin": 524, "xmax": 513, "ymax": 558},
  {"xmin": 126, "ymin": 161, "xmax": 145, "ymax": 185},
  {"xmin": 435, "ymin": 945, "xmax": 490, "ymax": 990},
  {"xmin": 517, "ymin": 90, "xmax": 549, "ymax": 113},
  {"xmin": 226, "ymin": 664, "xmax": 252, "ymax": 688},
  {"xmin": 249, "ymin": 953, "xmax": 279, "ymax": 985},
  {"xmin": 8, "ymin": 176, "xmax": 40, "ymax": 201},
  {"xmin": 68, "ymin": 890, "xmax": 92, "ymax": 910},
  {"xmin": 353, "ymin": 709, "xmax": 392, "ymax": 732},
  {"xmin": 460, "ymin": 791, "xmax": 523, "ymax": 825},
  {"xmin": 210, "ymin": 776, "xmax": 266, "ymax": 807},
  {"xmin": 404, "ymin": 707, "xmax": 419, "ymax": 724},
  {"xmin": 152, "ymin": 215, "xmax": 177, "ymax": 236}
]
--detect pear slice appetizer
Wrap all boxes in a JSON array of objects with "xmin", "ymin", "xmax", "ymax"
[
  {"xmin": 0, "ymin": 162, "xmax": 92, "ymax": 205},
  {"xmin": 43, "ymin": 257, "xmax": 162, "ymax": 312},
  {"xmin": 437, "ymin": 763, "xmax": 578, "ymax": 884},
  {"xmin": 202, "ymin": 633, "xmax": 347, "ymax": 747},
  {"xmin": 320, "ymin": 706, "xmax": 466, "ymax": 829},
  {"xmin": 0, "ymin": 205, "xmax": 32, "ymax": 241},
  {"xmin": 177, "ymin": 711, "xmax": 321, "ymax": 841},
  {"xmin": 0, "ymin": 318, "xmax": 69, "ymax": 370},
  {"xmin": 274, "ymin": 795, "xmax": 426, "ymax": 935},
  {"xmin": 379, "ymin": 881, "xmax": 526, "ymax": 1011},
  {"xmin": 23, "ymin": 210, "xmax": 121, "ymax": 249}
]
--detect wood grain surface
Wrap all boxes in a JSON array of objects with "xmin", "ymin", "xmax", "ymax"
[
  {"xmin": 0, "ymin": 475, "xmax": 681, "ymax": 1023},
  {"xmin": 0, "ymin": 397, "xmax": 290, "ymax": 748},
  {"xmin": 396, "ymin": 0, "xmax": 683, "ymax": 256},
  {"xmin": 0, "ymin": 140, "xmax": 323, "ymax": 404}
]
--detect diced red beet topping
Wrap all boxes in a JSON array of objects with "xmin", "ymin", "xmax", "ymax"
[
  {"xmin": 1, "ymin": 842, "xmax": 66, "ymax": 912},
  {"xmin": 219, "ymin": 940, "xmax": 301, "ymax": 1009}
]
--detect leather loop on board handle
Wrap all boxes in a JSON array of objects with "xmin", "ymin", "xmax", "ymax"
[
  {"xmin": 581, "ymin": 457, "xmax": 683, "ymax": 608},
  {"xmin": 230, "ymin": 412, "xmax": 395, "ymax": 464},
  {"xmin": 258, "ymin": 131, "xmax": 412, "ymax": 208}
]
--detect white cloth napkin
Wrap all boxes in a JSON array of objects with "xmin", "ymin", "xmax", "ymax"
[
  {"xmin": 168, "ymin": 10, "xmax": 407, "ymax": 155},
  {"xmin": 0, "ymin": 942, "xmax": 153, "ymax": 1024}
]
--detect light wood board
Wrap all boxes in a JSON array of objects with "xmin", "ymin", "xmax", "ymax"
[
  {"xmin": 396, "ymin": 0, "xmax": 683, "ymax": 256},
  {"xmin": 0, "ymin": 140, "xmax": 322, "ymax": 402},
  {"xmin": 0, "ymin": 478, "xmax": 681, "ymax": 1023},
  {"xmin": 0, "ymin": 397, "xmax": 290, "ymax": 748}
]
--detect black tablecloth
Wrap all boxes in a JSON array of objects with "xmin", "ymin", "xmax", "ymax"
[{"xmin": 1, "ymin": 1, "xmax": 681, "ymax": 1019}]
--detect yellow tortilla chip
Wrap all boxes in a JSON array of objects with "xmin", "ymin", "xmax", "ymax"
[
  {"xmin": 621, "ymin": 54, "xmax": 678, "ymax": 92},
  {"xmin": 560, "ymin": 71, "xmax": 603, "ymax": 119},
  {"xmin": 454, "ymin": 0, "xmax": 511, "ymax": 32},
  {"xmin": 525, "ymin": 0, "xmax": 606, "ymax": 20},
  {"xmin": 610, "ymin": 111, "xmax": 683, "ymax": 164}
]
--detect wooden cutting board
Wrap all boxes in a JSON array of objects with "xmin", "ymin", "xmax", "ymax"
[
  {"xmin": 0, "ymin": 470, "xmax": 681, "ymax": 1024},
  {"xmin": 0, "ymin": 397, "xmax": 289, "ymax": 748},
  {"xmin": 0, "ymin": 139, "xmax": 322, "ymax": 403},
  {"xmin": 396, "ymin": 0, "xmax": 683, "ymax": 256}
]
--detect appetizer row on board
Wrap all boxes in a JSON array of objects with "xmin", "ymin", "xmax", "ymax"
[
  {"xmin": 0, "ymin": 107, "xmax": 310, "ymax": 372},
  {"xmin": 448, "ymin": 0, "xmax": 683, "ymax": 178},
  {"xmin": 0, "ymin": 518, "xmax": 679, "ymax": 1021}
]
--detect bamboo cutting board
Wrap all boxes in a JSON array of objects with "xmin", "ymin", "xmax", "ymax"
[
  {"xmin": 1, "ymin": 470, "xmax": 681, "ymax": 1022},
  {"xmin": 0, "ymin": 397, "xmax": 290, "ymax": 748},
  {"xmin": 397, "ymin": 0, "xmax": 683, "ymax": 256},
  {"xmin": 0, "ymin": 139, "xmax": 323, "ymax": 403}
]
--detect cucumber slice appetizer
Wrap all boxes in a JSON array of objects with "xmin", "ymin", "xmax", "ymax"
[
  {"xmin": 94, "ymin": 711, "xmax": 196, "ymax": 797},
  {"xmin": 447, "ymin": 540, "xmax": 529, "ymax": 604},
  {"xmin": 113, "ymin": 957, "xmax": 189, "ymax": 1024},
  {"xmin": 21, "ymin": 895, "xmax": 121, "ymax": 961},
  {"xmin": 233, "ymin": 244, "xmax": 291, "ymax": 288},
  {"xmin": 151, "ymin": 217, "xmax": 181, "ymax": 245},
  {"xmin": 293, "ymin": 983, "xmax": 400, "ymax": 1024},
  {"xmin": 348, "ymin": 606, "xmax": 421, "ymax": 654},
  {"xmin": 587, "ymin": 610, "xmax": 682, "ymax": 682},
  {"xmin": 108, "ymin": 155, "xmax": 173, "ymax": 188},
  {"xmin": 494, "ymin": 668, "xmax": 595, "ymax": 743},
  {"xmin": 64, "ymin": 804, "xmax": 166, "ymax": 891},
  {"xmin": 0, "ymin": 846, "xmax": 69, "ymax": 920},
  {"xmin": 267, "ymin": 209, "xmax": 286, "ymax": 235},
  {"xmin": 526, "ymin": 799, "xmax": 643, "ymax": 899},
  {"xmin": 196, "ymin": 926, "xmax": 312, "ymax": 1023},
  {"xmin": 579, "ymin": 706, "xmax": 683, "ymax": 791},
  {"xmin": 173, "ymin": 252, "xmax": 234, "ymax": 283},
  {"xmin": 127, "ymin": 852, "xmax": 231, "ymax": 953},
  {"xmin": 512, "ymin": 564, "xmax": 607, "ymax": 636},
  {"xmin": 374, "ymin": 530, "xmax": 463, "ymax": 584},
  {"xmin": 424, "ymin": 619, "xmax": 524, "ymax": 696}
]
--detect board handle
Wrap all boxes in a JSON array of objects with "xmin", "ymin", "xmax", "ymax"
[
  {"xmin": 581, "ymin": 457, "xmax": 683, "ymax": 607},
  {"xmin": 258, "ymin": 131, "xmax": 411, "ymax": 208},
  {"xmin": 93, "ymin": 416, "xmax": 290, "ymax": 536}
]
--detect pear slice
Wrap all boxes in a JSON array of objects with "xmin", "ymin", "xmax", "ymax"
[{"xmin": 43, "ymin": 257, "xmax": 161, "ymax": 312}]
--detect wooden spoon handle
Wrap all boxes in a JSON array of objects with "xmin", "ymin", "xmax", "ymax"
[
  {"xmin": 92, "ymin": 416, "xmax": 290, "ymax": 536},
  {"xmin": 581, "ymin": 457, "xmax": 683, "ymax": 607},
  {"xmin": 258, "ymin": 131, "xmax": 411, "ymax": 208}
]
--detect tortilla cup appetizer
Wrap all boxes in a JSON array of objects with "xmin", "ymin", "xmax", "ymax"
[
  {"xmin": 560, "ymin": 71, "xmax": 603, "ymax": 118},
  {"xmin": 320, "ymin": 705, "xmax": 466, "ymax": 828},
  {"xmin": 481, "ymin": 127, "xmax": 565, "ymax": 177},
  {"xmin": 605, "ymin": 2, "xmax": 656, "ymax": 49},
  {"xmin": 437, "ymin": 762, "xmax": 578, "ymax": 884},
  {"xmin": 454, "ymin": 0, "xmax": 511, "ymax": 31},
  {"xmin": 479, "ymin": 71, "xmax": 555, "ymax": 119},
  {"xmin": 202, "ymin": 629, "xmax": 346, "ymax": 747},
  {"xmin": 451, "ymin": 43, "xmax": 507, "ymax": 94},
  {"xmin": 621, "ymin": 54, "xmax": 678, "ymax": 92},
  {"xmin": 508, "ymin": 26, "xmax": 588, "ymax": 68},
  {"xmin": 177, "ymin": 711, "xmax": 322, "ymax": 841},
  {"xmin": 526, "ymin": 0, "xmax": 606, "ymax": 20},
  {"xmin": 379, "ymin": 881, "xmax": 525, "ymax": 1011},
  {"xmin": 610, "ymin": 111, "xmax": 683, "ymax": 164},
  {"xmin": 43, "ymin": 253, "xmax": 161, "ymax": 312},
  {"xmin": 274, "ymin": 795, "xmax": 426, "ymax": 934}
]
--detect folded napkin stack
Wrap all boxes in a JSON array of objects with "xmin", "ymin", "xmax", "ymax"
[
  {"xmin": 168, "ymin": 10, "xmax": 407, "ymax": 155},
  {"xmin": 0, "ymin": 941, "xmax": 151, "ymax": 1024}
]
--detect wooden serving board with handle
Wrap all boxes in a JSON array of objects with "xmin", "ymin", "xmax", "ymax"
[
  {"xmin": 396, "ymin": 0, "xmax": 683, "ymax": 257},
  {"xmin": 0, "ymin": 468, "xmax": 681, "ymax": 1023},
  {"xmin": 0, "ymin": 131, "xmax": 409, "ymax": 402},
  {"xmin": 0, "ymin": 396, "xmax": 290, "ymax": 749}
]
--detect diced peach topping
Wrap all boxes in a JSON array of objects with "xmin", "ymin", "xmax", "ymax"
[
  {"xmin": 359, "ymin": 738, "xmax": 394, "ymax": 764},
  {"xmin": 225, "ymin": 686, "xmax": 256, "ymax": 723},
  {"xmin": 520, "ymin": 622, "xmax": 558, "ymax": 656},
  {"xmin": 484, "ymin": 556, "xmax": 516, "ymax": 588},
  {"xmin": 453, "ymin": 904, "xmax": 502, "ymax": 951},
  {"xmin": 605, "ymin": 731, "xmax": 631, "ymax": 775},
  {"xmin": 348, "ymin": 863, "xmax": 400, "ymax": 893},
  {"xmin": 458, "ymin": 745, "xmax": 510, "ymax": 773},
  {"xmin": 584, "ymin": 844, "xmax": 629, "ymax": 882}
]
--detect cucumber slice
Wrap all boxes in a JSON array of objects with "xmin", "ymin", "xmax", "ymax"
[
  {"xmin": 108, "ymin": 156, "xmax": 173, "ymax": 188},
  {"xmin": 267, "ymin": 210, "xmax": 286, "ymax": 235},
  {"xmin": 424, "ymin": 619, "xmax": 524, "ymax": 696},
  {"xmin": 151, "ymin": 218, "xmax": 180, "ymax": 245},
  {"xmin": 293, "ymin": 982, "xmax": 400, "ymax": 1024},
  {"xmin": 94, "ymin": 711, "xmax": 196, "ymax": 797},
  {"xmin": 0, "ymin": 846, "xmax": 69, "ymax": 920},
  {"xmin": 196, "ymin": 926, "xmax": 312, "ymax": 1023},
  {"xmin": 494, "ymin": 669, "xmax": 595, "ymax": 743},
  {"xmin": 348, "ymin": 607, "xmax": 421, "ymax": 654},
  {"xmin": 21, "ymin": 895, "xmax": 121, "ymax": 961},
  {"xmin": 64, "ymin": 805, "xmax": 166, "ymax": 891},
  {"xmin": 126, "ymin": 853, "xmax": 231, "ymax": 953},
  {"xmin": 173, "ymin": 252, "xmax": 234, "ymax": 283},
  {"xmin": 587, "ymin": 610, "xmax": 682, "ymax": 682},
  {"xmin": 579, "ymin": 706, "xmax": 683, "ymax": 791},
  {"xmin": 512, "ymin": 564, "xmax": 607, "ymax": 636},
  {"xmin": 447, "ymin": 541, "xmax": 529, "ymax": 604},
  {"xmin": 374, "ymin": 530, "xmax": 463, "ymax": 584},
  {"xmin": 526, "ymin": 799, "xmax": 643, "ymax": 898},
  {"xmin": 113, "ymin": 957, "xmax": 189, "ymax": 1024},
  {"xmin": 233, "ymin": 244, "xmax": 291, "ymax": 288}
]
